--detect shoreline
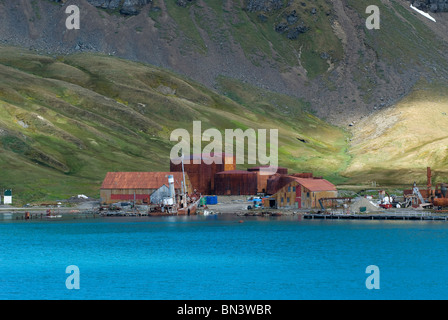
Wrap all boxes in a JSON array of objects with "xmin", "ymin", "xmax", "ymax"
[
  {"xmin": 2, "ymin": 197, "xmax": 448, "ymax": 221},
  {"xmin": 2, "ymin": 207, "xmax": 448, "ymax": 222}
]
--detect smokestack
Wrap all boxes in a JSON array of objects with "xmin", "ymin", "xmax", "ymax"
[{"xmin": 168, "ymin": 175, "xmax": 175, "ymax": 200}]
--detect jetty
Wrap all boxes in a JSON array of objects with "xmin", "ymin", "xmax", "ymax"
[{"xmin": 303, "ymin": 212, "xmax": 448, "ymax": 221}]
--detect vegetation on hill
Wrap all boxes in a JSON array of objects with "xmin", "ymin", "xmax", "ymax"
[{"xmin": 0, "ymin": 46, "xmax": 349, "ymax": 203}]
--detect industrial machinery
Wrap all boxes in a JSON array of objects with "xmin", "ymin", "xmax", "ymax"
[
  {"xmin": 433, "ymin": 183, "xmax": 448, "ymax": 207},
  {"xmin": 425, "ymin": 167, "xmax": 448, "ymax": 208},
  {"xmin": 378, "ymin": 190, "xmax": 394, "ymax": 209},
  {"xmin": 403, "ymin": 167, "xmax": 448, "ymax": 209}
]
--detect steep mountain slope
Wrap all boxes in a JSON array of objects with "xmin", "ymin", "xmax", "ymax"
[
  {"xmin": 1, "ymin": 0, "xmax": 448, "ymax": 125},
  {"xmin": 0, "ymin": 46, "xmax": 349, "ymax": 203},
  {"xmin": 344, "ymin": 81, "xmax": 448, "ymax": 185}
]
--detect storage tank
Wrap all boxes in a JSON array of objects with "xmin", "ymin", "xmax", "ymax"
[
  {"xmin": 433, "ymin": 198, "xmax": 448, "ymax": 207},
  {"xmin": 206, "ymin": 195, "xmax": 218, "ymax": 205},
  {"xmin": 168, "ymin": 175, "xmax": 175, "ymax": 199},
  {"xmin": 162, "ymin": 197, "xmax": 174, "ymax": 206}
]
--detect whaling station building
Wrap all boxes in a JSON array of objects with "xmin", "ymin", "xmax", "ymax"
[
  {"xmin": 100, "ymin": 172, "xmax": 192, "ymax": 205},
  {"xmin": 100, "ymin": 153, "xmax": 337, "ymax": 209},
  {"xmin": 266, "ymin": 174, "xmax": 338, "ymax": 209},
  {"xmin": 170, "ymin": 153, "xmax": 236, "ymax": 195}
]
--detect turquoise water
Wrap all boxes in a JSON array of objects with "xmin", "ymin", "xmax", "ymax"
[{"xmin": 1, "ymin": 215, "xmax": 448, "ymax": 300}]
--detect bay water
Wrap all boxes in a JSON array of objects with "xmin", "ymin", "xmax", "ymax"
[{"xmin": 1, "ymin": 215, "xmax": 448, "ymax": 300}]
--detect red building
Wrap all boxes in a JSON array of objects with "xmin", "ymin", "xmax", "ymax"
[
  {"xmin": 100, "ymin": 172, "xmax": 192, "ymax": 204},
  {"xmin": 170, "ymin": 153, "xmax": 236, "ymax": 195}
]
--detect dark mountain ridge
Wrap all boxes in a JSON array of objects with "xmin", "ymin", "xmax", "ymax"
[{"xmin": 1, "ymin": 0, "xmax": 448, "ymax": 126}]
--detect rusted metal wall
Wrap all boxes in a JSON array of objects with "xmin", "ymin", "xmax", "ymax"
[
  {"xmin": 170, "ymin": 153, "xmax": 236, "ymax": 195},
  {"xmin": 100, "ymin": 188, "xmax": 153, "ymax": 204},
  {"xmin": 214, "ymin": 170, "xmax": 258, "ymax": 195},
  {"xmin": 266, "ymin": 174, "xmax": 295, "ymax": 195},
  {"xmin": 101, "ymin": 186, "xmax": 187, "ymax": 205},
  {"xmin": 247, "ymin": 166, "xmax": 288, "ymax": 194}
]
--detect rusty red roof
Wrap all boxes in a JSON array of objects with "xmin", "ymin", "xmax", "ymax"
[
  {"xmin": 294, "ymin": 177, "xmax": 337, "ymax": 192},
  {"xmin": 101, "ymin": 172, "xmax": 187, "ymax": 189}
]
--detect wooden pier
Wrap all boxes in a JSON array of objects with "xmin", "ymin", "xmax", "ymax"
[{"xmin": 303, "ymin": 213, "xmax": 448, "ymax": 221}]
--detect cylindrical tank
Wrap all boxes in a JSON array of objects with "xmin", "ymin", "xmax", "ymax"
[
  {"xmin": 163, "ymin": 197, "xmax": 174, "ymax": 206},
  {"xmin": 433, "ymin": 198, "xmax": 448, "ymax": 207},
  {"xmin": 206, "ymin": 195, "xmax": 218, "ymax": 205},
  {"xmin": 168, "ymin": 175, "xmax": 175, "ymax": 198}
]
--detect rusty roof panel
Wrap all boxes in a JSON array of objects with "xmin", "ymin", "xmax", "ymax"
[
  {"xmin": 101, "ymin": 172, "xmax": 187, "ymax": 190},
  {"xmin": 267, "ymin": 174, "xmax": 336, "ymax": 194}
]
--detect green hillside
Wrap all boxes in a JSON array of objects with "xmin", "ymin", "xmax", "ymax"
[
  {"xmin": 156, "ymin": 0, "xmax": 343, "ymax": 78},
  {"xmin": 344, "ymin": 81, "xmax": 448, "ymax": 186},
  {"xmin": 0, "ymin": 46, "xmax": 349, "ymax": 203}
]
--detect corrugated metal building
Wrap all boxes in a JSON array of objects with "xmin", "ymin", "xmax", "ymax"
[
  {"xmin": 266, "ymin": 172, "xmax": 315, "ymax": 195},
  {"xmin": 269, "ymin": 177, "xmax": 337, "ymax": 209},
  {"xmin": 170, "ymin": 153, "xmax": 236, "ymax": 195},
  {"xmin": 100, "ymin": 172, "xmax": 192, "ymax": 205},
  {"xmin": 214, "ymin": 170, "xmax": 258, "ymax": 195},
  {"xmin": 149, "ymin": 184, "xmax": 171, "ymax": 205},
  {"xmin": 247, "ymin": 166, "xmax": 288, "ymax": 194}
]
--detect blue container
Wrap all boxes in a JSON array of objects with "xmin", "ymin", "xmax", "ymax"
[{"xmin": 206, "ymin": 196, "xmax": 218, "ymax": 205}]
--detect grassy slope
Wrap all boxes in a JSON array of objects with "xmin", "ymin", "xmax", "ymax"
[
  {"xmin": 339, "ymin": 0, "xmax": 448, "ymax": 186},
  {"xmin": 155, "ymin": 0, "xmax": 343, "ymax": 78},
  {"xmin": 0, "ymin": 46, "xmax": 349, "ymax": 204},
  {"xmin": 343, "ymin": 81, "xmax": 448, "ymax": 186}
]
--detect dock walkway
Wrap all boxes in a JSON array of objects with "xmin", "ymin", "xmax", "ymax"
[{"xmin": 304, "ymin": 213, "xmax": 448, "ymax": 221}]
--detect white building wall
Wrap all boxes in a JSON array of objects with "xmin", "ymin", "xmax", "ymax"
[{"xmin": 3, "ymin": 196, "xmax": 12, "ymax": 204}]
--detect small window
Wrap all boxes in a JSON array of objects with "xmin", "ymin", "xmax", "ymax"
[
  {"xmin": 288, "ymin": 186, "xmax": 291, "ymax": 192},
  {"xmin": 293, "ymin": 187, "xmax": 296, "ymax": 192},
  {"xmin": 281, "ymin": 197, "xmax": 284, "ymax": 203},
  {"xmin": 287, "ymin": 197, "xmax": 290, "ymax": 203},
  {"xmin": 307, "ymin": 192, "xmax": 310, "ymax": 197}
]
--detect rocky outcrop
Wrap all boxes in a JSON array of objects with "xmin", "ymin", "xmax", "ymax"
[
  {"xmin": 176, "ymin": 0, "xmax": 195, "ymax": 7},
  {"xmin": 409, "ymin": 0, "xmax": 448, "ymax": 12},
  {"xmin": 50, "ymin": 0, "xmax": 152, "ymax": 15},
  {"xmin": 273, "ymin": 9, "xmax": 309, "ymax": 40},
  {"xmin": 245, "ymin": 0, "xmax": 284, "ymax": 12}
]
